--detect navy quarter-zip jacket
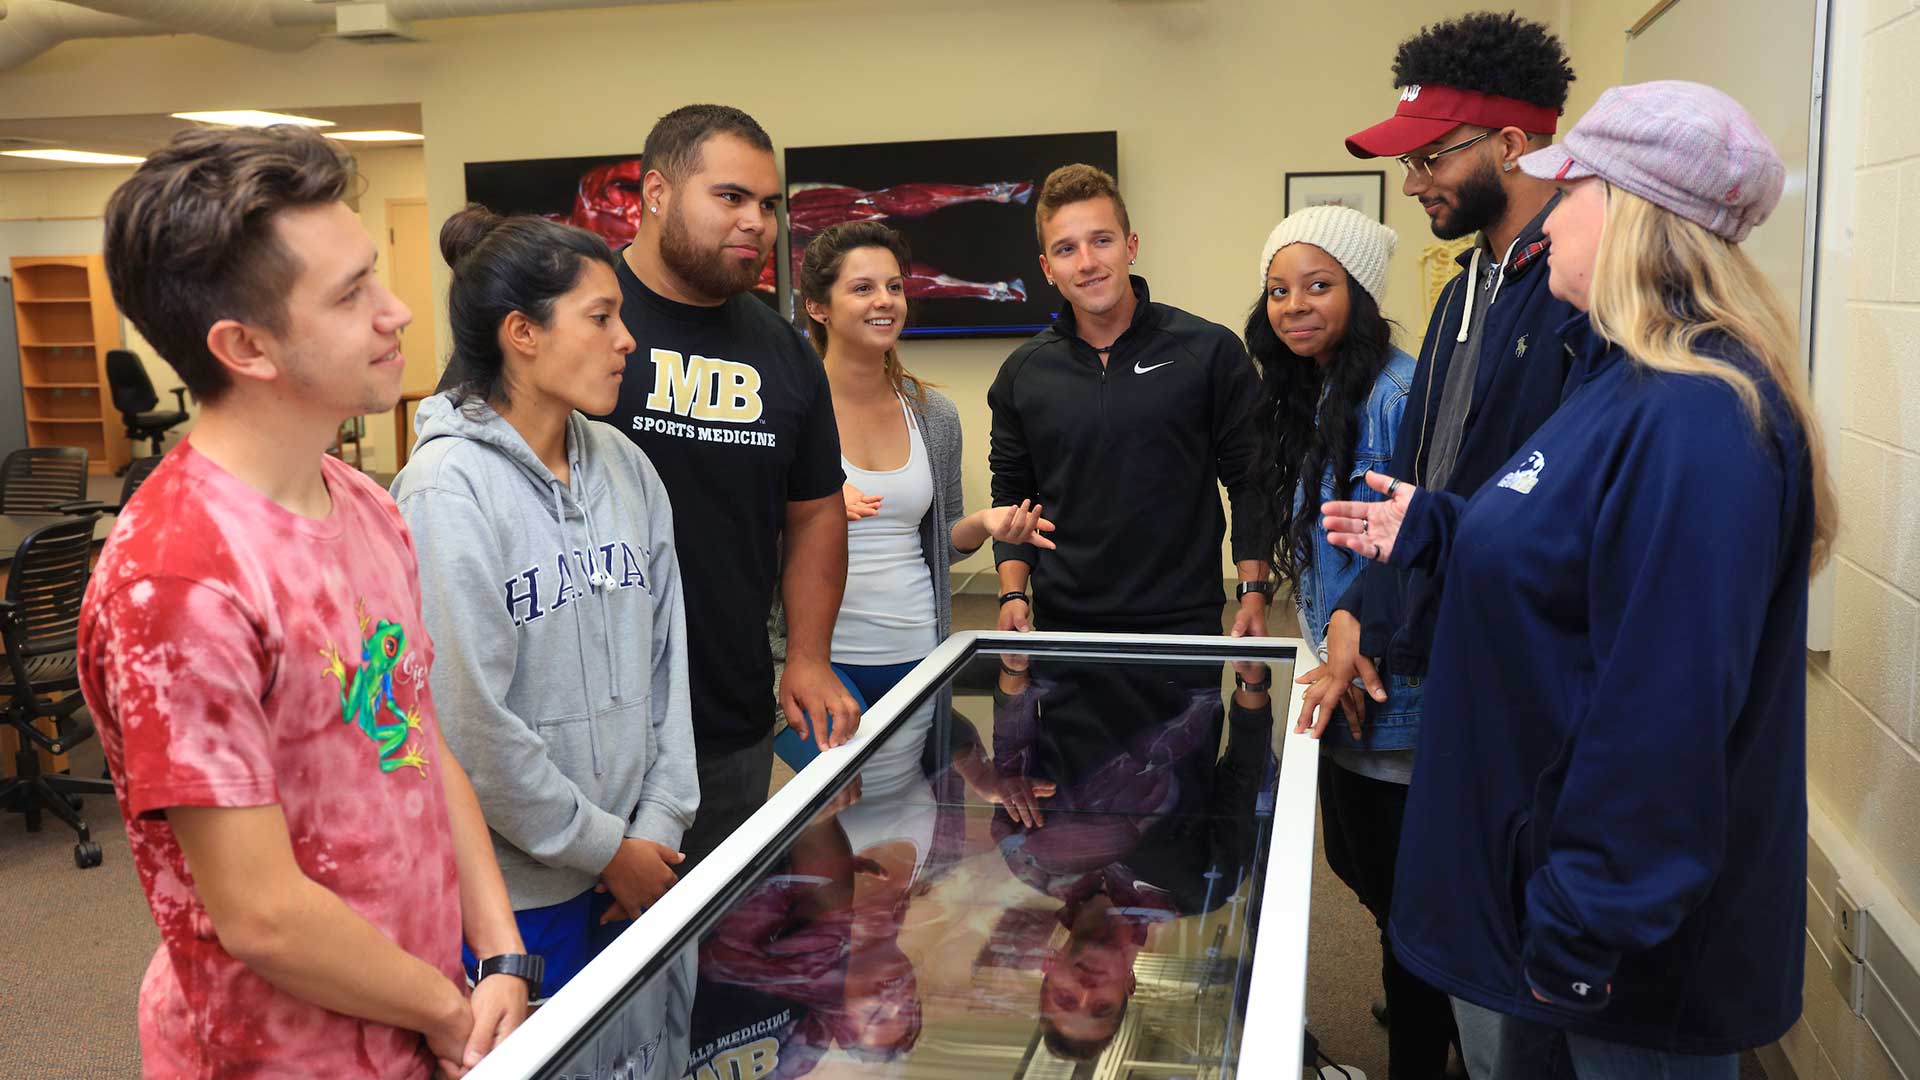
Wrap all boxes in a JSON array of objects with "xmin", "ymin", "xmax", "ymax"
[
  {"xmin": 1338, "ymin": 199, "xmax": 1582, "ymax": 675},
  {"xmin": 988, "ymin": 276, "xmax": 1261, "ymax": 630},
  {"xmin": 1385, "ymin": 313, "xmax": 1813, "ymax": 1054}
]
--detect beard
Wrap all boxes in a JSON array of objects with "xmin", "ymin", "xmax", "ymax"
[
  {"xmin": 1432, "ymin": 158, "xmax": 1510, "ymax": 241},
  {"xmin": 659, "ymin": 203, "xmax": 767, "ymax": 300}
]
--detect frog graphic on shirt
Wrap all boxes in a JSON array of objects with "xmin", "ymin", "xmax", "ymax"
[{"xmin": 320, "ymin": 599, "xmax": 429, "ymax": 776}]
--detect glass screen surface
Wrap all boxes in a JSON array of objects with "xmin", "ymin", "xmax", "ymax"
[{"xmin": 533, "ymin": 643, "xmax": 1297, "ymax": 1080}]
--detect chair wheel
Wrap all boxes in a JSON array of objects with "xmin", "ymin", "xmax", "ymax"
[
  {"xmin": 68, "ymin": 794, "xmax": 84, "ymax": 811},
  {"xmin": 74, "ymin": 841, "xmax": 103, "ymax": 868}
]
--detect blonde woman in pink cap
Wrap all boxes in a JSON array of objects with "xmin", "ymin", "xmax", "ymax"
[{"xmin": 1321, "ymin": 81, "xmax": 1835, "ymax": 1077}]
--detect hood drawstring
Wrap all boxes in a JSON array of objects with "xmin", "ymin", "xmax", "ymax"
[
  {"xmin": 1453, "ymin": 226, "xmax": 1531, "ymax": 347},
  {"xmin": 553, "ymin": 478, "xmax": 606, "ymax": 778},
  {"xmin": 568, "ymin": 423, "xmax": 622, "ymax": 705},
  {"xmin": 1455, "ymin": 246, "xmax": 1482, "ymax": 345}
]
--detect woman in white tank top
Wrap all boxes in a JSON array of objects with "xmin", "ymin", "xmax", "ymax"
[{"xmin": 787, "ymin": 221, "xmax": 1055, "ymax": 753}]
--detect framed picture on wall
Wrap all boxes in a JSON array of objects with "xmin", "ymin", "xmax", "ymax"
[
  {"xmin": 784, "ymin": 131, "xmax": 1118, "ymax": 337},
  {"xmin": 463, "ymin": 152, "xmax": 781, "ymax": 311},
  {"xmin": 1284, "ymin": 170, "xmax": 1387, "ymax": 222}
]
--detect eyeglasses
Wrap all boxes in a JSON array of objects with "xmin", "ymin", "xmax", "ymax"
[{"xmin": 1397, "ymin": 130, "xmax": 1494, "ymax": 178}]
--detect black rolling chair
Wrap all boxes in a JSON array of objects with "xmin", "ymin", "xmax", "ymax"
[
  {"xmin": 0, "ymin": 447, "xmax": 89, "ymax": 515},
  {"xmin": 0, "ymin": 514, "xmax": 115, "ymax": 868},
  {"xmin": 106, "ymin": 349, "xmax": 189, "ymax": 466},
  {"xmin": 58, "ymin": 455, "xmax": 163, "ymax": 518}
]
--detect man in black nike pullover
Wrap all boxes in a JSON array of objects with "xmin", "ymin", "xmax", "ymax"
[{"xmin": 989, "ymin": 165, "xmax": 1267, "ymax": 637}]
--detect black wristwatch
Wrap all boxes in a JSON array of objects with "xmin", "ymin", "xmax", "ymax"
[
  {"xmin": 477, "ymin": 953, "xmax": 545, "ymax": 991},
  {"xmin": 998, "ymin": 590, "xmax": 1030, "ymax": 607},
  {"xmin": 1234, "ymin": 669, "xmax": 1272, "ymax": 693},
  {"xmin": 1236, "ymin": 581, "xmax": 1275, "ymax": 601}
]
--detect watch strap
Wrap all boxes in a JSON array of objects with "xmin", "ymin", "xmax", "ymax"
[
  {"xmin": 478, "ymin": 952, "xmax": 545, "ymax": 990},
  {"xmin": 1236, "ymin": 581, "xmax": 1275, "ymax": 600}
]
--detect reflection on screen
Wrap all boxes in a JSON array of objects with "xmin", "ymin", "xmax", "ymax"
[{"xmin": 540, "ymin": 648, "xmax": 1291, "ymax": 1080}]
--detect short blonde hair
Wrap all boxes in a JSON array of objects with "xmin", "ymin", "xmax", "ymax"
[{"xmin": 1035, "ymin": 163, "xmax": 1129, "ymax": 248}]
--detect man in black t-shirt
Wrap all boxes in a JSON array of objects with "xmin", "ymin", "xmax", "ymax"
[{"xmin": 596, "ymin": 105, "xmax": 859, "ymax": 869}]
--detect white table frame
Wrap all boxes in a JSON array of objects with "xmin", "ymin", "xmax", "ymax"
[{"xmin": 467, "ymin": 631, "xmax": 1321, "ymax": 1080}]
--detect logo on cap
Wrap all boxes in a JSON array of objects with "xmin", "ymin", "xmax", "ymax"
[{"xmin": 1400, "ymin": 84, "xmax": 1423, "ymax": 103}]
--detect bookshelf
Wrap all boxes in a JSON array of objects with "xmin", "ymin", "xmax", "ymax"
[{"xmin": 10, "ymin": 255, "xmax": 129, "ymax": 474}]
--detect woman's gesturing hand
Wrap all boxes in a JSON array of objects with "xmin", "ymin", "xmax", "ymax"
[
  {"xmin": 1322, "ymin": 471, "xmax": 1416, "ymax": 564},
  {"xmin": 980, "ymin": 499, "xmax": 1056, "ymax": 550}
]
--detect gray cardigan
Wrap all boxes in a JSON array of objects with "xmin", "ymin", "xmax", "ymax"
[
  {"xmin": 914, "ymin": 386, "xmax": 971, "ymax": 643},
  {"xmin": 768, "ymin": 384, "xmax": 968, "ymax": 706}
]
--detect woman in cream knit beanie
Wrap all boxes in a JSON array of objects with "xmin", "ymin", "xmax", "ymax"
[
  {"xmin": 1257, "ymin": 204, "xmax": 1397, "ymax": 304},
  {"xmin": 1245, "ymin": 202, "xmax": 1439, "ymax": 1078}
]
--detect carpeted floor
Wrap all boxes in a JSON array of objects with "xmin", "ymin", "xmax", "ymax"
[
  {"xmin": 0, "ymin": 594, "xmax": 1767, "ymax": 1079},
  {"xmin": 0, "ymin": 738, "xmax": 153, "ymax": 1078}
]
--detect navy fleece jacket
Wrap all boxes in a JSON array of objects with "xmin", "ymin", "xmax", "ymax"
[{"xmin": 1384, "ymin": 314, "xmax": 1813, "ymax": 1054}]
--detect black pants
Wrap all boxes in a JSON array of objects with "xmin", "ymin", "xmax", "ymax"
[
  {"xmin": 679, "ymin": 730, "xmax": 776, "ymax": 873},
  {"xmin": 1320, "ymin": 757, "xmax": 1458, "ymax": 1080}
]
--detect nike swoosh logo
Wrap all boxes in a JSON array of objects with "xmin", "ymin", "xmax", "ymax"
[{"xmin": 1133, "ymin": 360, "xmax": 1175, "ymax": 374}]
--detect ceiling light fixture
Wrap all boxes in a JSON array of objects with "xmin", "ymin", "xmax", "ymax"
[
  {"xmin": 324, "ymin": 130, "xmax": 425, "ymax": 142},
  {"xmin": 1, "ymin": 149, "xmax": 147, "ymax": 165},
  {"xmin": 171, "ymin": 110, "xmax": 335, "ymax": 128}
]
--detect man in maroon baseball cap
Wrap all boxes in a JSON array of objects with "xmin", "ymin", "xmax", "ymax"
[{"xmin": 1299, "ymin": 12, "xmax": 1580, "ymax": 1080}]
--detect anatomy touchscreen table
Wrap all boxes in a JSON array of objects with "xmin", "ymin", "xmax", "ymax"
[{"xmin": 466, "ymin": 632, "xmax": 1320, "ymax": 1080}]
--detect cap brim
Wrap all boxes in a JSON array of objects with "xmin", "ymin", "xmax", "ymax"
[
  {"xmin": 1344, "ymin": 114, "xmax": 1461, "ymax": 159},
  {"xmin": 1518, "ymin": 144, "xmax": 1592, "ymax": 181}
]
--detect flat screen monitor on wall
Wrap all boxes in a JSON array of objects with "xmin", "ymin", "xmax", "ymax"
[{"xmin": 784, "ymin": 131, "xmax": 1120, "ymax": 338}]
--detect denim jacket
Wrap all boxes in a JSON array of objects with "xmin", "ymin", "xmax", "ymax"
[{"xmin": 1293, "ymin": 345, "xmax": 1424, "ymax": 751}]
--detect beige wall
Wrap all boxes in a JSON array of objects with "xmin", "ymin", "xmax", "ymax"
[
  {"xmin": 0, "ymin": 148, "xmax": 427, "ymax": 469},
  {"xmin": 1556, "ymin": 0, "xmax": 1641, "ymax": 128},
  {"xmin": 1788, "ymin": 0, "xmax": 1920, "ymax": 1075},
  {"xmin": 0, "ymin": 0, "xmax": 1559, "ymax": 574},
  {"xmin": 1825, "ymin": 0, "xmax": 1920, "ymax": 941}
]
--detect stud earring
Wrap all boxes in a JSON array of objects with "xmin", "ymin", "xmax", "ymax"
[
  {"xmin": 1046, "ymin": 278, "xmax": 1055, "ymax": 286},
  {"xmin": 650, "ymin": 205, "xmax": 659, "ymax": 213},
  {"xmin": 1502, "ymin": 162, "xmax": 1515, "ymax": 172}
]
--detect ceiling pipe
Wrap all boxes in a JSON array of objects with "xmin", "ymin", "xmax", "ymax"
[
  {"xmin": 55, "ymin": 0, "xmax": 330, "ymax": 52},
  {"xmin": 0, "ymin": 0, "xmax": 172, "ymax": 72},
  {"xmin": 392, "ymin": 0, "xmax": 674, "ymax": 15},
  {"xmin": 3, "ymin": 0, "xmax": 667, "ymax": 73}
]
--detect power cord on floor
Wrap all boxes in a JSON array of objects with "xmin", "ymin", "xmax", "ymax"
[{"xmin": 1314, "ymin": 1047, "xmax": 1356, "ymax": 1079}]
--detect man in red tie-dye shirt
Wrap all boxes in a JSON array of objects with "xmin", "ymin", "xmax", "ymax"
[{"xmin": 78, "ymin": 125, "xmax": 531, "ymax": 1079}]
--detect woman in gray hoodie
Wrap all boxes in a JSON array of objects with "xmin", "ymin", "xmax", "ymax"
[{"xmin": 392, "ymin": 205, "xmax": 698, "ymax": 1001}]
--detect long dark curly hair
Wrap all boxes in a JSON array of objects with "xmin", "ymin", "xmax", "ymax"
[{"xmin": 1246, "ymin": 272, "xmax": 1396, "ymax": 602}]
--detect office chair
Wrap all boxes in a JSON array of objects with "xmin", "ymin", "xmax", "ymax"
[
  {"xmin": 57, "ymin": 455, "xmax": 163, "ymax": 518},
  {"xmin": 0, "ymin": 447, "xmax": 89, "ymax": 515},
  {"xmin": 105, "ymin": 349, "xmax": 189, "ymax": 467},
  {"xmin": 0, "ymin": 514, "xmax": 114, "ymax": 868}
]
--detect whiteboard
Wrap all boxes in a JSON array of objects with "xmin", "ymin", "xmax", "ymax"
[{"xmin": 1625, "ymin": 0, "xmax": 1828, "ymax": 372}]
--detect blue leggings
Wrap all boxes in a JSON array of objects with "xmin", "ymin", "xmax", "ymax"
[
  {"xmin": 773, "ymin": 659, "xmax": 921, "ymax": 772},
  {"xmin": 462, "ymin": 888, "xmax": 626, "ymax": 1001}
]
